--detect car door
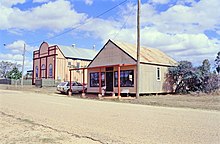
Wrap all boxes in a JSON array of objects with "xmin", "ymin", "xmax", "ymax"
[
  {"xmin": 71, "ymin": 82, "xmax": 77, "ymax": 92},
  {"xmin": 76, "ymin": 82, "xmax": 83, "ymax": 92}
]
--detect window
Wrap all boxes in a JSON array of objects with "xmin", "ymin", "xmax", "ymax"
[
  {"xmin": 36, "ymin": 66, "xmax": 38, "ymax": 78},
  {"xmin": 68, "ymin": 62, "xmax": 71, "ymax": 66},
  {"xmin": 114, "ymin": 70, "xmax": 134, "ymax": 87},
  {"xmin": 157, "ymin": 67, "xmax": 161, "ymax": 81},
  {"xmin": 90, "ymin": 72, "xmax": 105, "ymax": 87},
  {"xmin": 76, "ymin": 62, "xmax": 80, "ymax": 68},
  {"xmin": 49, "ymin": 64, "xmax": 53, "ymax": 77},
  {"xmin": 41, "ymin": 64, "xmax": 46, "ymax": 78}
]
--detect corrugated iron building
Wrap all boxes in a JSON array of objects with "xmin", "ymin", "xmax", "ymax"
[
  {"xmin": 32, "ymin": 42, "xmax": 97, "ymax": 85},
  {"xmin": 87, "ymin": 39, "xmax": 177, "ymax": 94}
]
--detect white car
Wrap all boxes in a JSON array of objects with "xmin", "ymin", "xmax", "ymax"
[{"xmin": 57, "ymin": 81, "xmax": 87, "ymax": 94}]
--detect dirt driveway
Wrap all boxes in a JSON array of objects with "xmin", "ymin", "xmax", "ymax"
[{"xmin": 0, "ymin": 85, "xmax": 220, "ymax": 144}]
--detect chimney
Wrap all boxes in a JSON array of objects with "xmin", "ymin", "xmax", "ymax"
[{"xmin": 72, "ymin": 44, "xmax": 75, "ymax": 48}]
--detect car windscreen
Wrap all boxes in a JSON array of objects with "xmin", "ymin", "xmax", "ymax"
[{"xmin": 59, "ymin": 82, "xmax": 67, "ymax": 86}]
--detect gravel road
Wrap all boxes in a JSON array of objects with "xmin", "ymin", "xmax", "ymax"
[{"xmin": 0, "ymin": 89, "xmax": 220, "ymax": 144}]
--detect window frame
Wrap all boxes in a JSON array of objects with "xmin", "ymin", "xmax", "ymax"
[
  {"xmin": 41, "ymin": 64, "xmax": 46, "ymax": 78},
  {"xmin": 156, "ymin": 67, "xmax": 161, "ymax": 81},
  {"xmin": 35, "ymin": 66, "xmax": 38, "ymax": 78},
  {"xmin": 48, "ymin": 64, "xmax": 53, "ymax": 78},
  {"xmin": 90, "ymin": 72, "xmax": 105, "ymax": 87},
  {"xmin": 114, "ymin": 70, "xmax": 134, "ymax": 87}
]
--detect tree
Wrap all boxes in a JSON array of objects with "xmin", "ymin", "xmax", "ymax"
[
  {"xmin": 0, "ymin": 61, "xmax": 21, "ymax": 78},
  {"xmin": 6, "ymin": 67, "xmax": 22, "ymax": 80},
  {"xmin": 168, "ymin": 61, "xmax": 196, "ymax": 94},
  {"xmin": 197, "ymin": 59, "xmax": 212, "ymax": 93},
  {"xmin": 168, "ymin": 60, "xmax": 219, "ymax": 94},
  {"xmin": 215, "ymin": 51, "xmax": 220, "ymax": 74}
]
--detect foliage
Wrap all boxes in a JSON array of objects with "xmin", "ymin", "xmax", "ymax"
[
  {"xmin": 0, "ymin": 61, "xmax": 21, "ymax": 78},
  {"xmin": 215, "ymin": 51, "xmax": 220, "ymax": 74},
  {"xmin": 6, "ymin": 67, "xmax": 22, "ymax": 80},
  {"xmin": 168, "ymin": 60, "xmax": 219, "ymax": 94}
]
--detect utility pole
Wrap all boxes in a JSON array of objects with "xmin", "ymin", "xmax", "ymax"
[
  {"xmin": 136, "ymin": 0, "xmax": 141, "ymax": 99},
  {"xmin": 21, "ymin": 43, "xmax": 26, "ymax": 86}
]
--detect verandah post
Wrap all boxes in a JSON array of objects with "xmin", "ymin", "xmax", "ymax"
[
  {"xmin": 69, "ymin": 70, "xmax": 72, "ymax": 96},
  {"xmin": 118, "ymin": 65, "xmax": 121, "ymax": 99}
]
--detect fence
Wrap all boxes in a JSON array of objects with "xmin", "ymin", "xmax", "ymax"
[{"xmin": 35, "ymin": 79, "xmax": 61, "ymax": 87}]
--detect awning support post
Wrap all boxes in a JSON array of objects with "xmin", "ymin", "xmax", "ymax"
[
  {"xmin": 69, "ymin": 70, "xmax": 72, "ymax": 96},
  {"xmin": 82, "ymin": 69, "xmax": 86, "ymax": 98},
  {"xmin": 118, "ymin": 65, "xmax": 121, "ymax": 99}
]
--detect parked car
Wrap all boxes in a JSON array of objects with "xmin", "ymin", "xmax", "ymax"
[{"xmin": 57, "ymin": 81, "xmax": 87, "ymax": 94}]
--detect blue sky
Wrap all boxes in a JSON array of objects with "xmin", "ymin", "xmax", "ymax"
[{"xmin": 0, "ymin": 0, "xmax": 219, "ymax": 73}]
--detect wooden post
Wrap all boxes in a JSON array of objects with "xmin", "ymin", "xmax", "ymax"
[
  {"xmin": 99, "ymin": 68, "xmax": 101, "ymax": 94},
  {"xmin": 82, "ymin": 69, "xmax": 85, "ymax": 93},
  {"xmin": 118, "ymin": 65, "xmax": 121, "ymax": 99},
  {"xmin": 81, "ymin": 68, "xmax": 86, "ymax": 98},
  {"xmin": 136, "ymin": 0, "xmax": 141, "ymax": 99},
  {"xmin": 69, "ymin": 70, "xmax": 72, "ymax": 96}
]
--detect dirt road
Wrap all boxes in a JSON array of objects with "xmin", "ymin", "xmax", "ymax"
[{"xmin": 0, "ymin": 89, "xmax": 220, "ymax": 144}]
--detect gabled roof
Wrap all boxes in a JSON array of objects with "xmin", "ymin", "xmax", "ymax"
[{"xmin": 110, "ymin": 40, "xmax": 177, "ymax": 66}]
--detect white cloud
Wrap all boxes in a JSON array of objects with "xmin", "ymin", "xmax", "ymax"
[
  {"xmin": 84, "ymin": 0, "xmax": 93, "ymax": 5},
  {"xmin": 149, "ymin": 0, "xmax": 170, "ymax": 4},
  {"xmin": 33, "ymin": 0, "xmax": 50, "ymax": 3},
  {"xmin": 0, "ymin": 53, "xmax": 33, "ymax": 72},
  {"xmin": 151, "ymin": 0, "xmax": 220, "ymax": 34},
  {"xmin": 0, "ymin": 0, "xmax": 25, "ymax": 7},
  {"xmin": 5, "ymin": 40, "xmax": 36, "ymax": 54},
  {"xmin": 0, "ymin": 53, "xmax": 23, "ymax": 62},
  {"xmin": 0, "ymin": 0, "xmax": 87, "ymax": 31}
]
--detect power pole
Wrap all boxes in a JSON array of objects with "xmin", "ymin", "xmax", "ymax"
[
  {"xmin": 21, "ymin": 43, "xmax": 26, "ymax": 86},
  {"xmin": 136, "ymin": 0, "xmax": 141, "ymax": 99}
]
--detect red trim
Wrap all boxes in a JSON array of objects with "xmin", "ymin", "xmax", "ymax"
[
  {"xmin": 99, "ymin": 68, "xmax": 101, "ymax": 94},
  {"xmin": 54, "ymin": 47, "xmax": 56, "ymax": 80},
  {"xmin": 40, "ymin": 58, "xmax": 41, "ymax": 79},
  {"xmin": 82, "ymin": 69, "xmax": 85, "ymax": 93},
  {"xmin": 118, "ymin": 66, "xmax": 121, "ymax": 97},
  {"xmin": 33, "ymin": 54, "xmax": 57, "ymax": 60},
  {"xmin": 46, "ymin": 57, "xmax": 47, "ymax": 78},
  {"xmin": 70, "ymin": 70, "xmax": 72, "ymax": 92},
  {"xmin": 69, "ymin": 64, "xmax": 136, "ymax": 71},
  {"xmin": 32, "ymin": 51, "xmax": 35, "ymax": 85}
]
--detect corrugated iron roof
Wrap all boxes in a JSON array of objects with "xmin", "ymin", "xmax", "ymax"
[
  {"xmin": 112, "ymin": 40, "xmax": 177, "ymax": 66},
  {"xmin": 57, "ymin": 45, "xmax": 98, "ymax": 60}
]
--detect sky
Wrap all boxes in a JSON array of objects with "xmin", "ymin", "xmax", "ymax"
[{"xmin": 0, "ymin": 0, "xmax": 220, "ymax": 73}]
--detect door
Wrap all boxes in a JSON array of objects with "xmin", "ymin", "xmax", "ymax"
[{"xmin": 106, "ymin": 72, "xmax": 113, "ymax": 91}]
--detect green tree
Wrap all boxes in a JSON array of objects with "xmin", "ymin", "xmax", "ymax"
[
  {"xmin": 0, "ymin": 61, "xmax": 21, "ymax": 78},
  {"xmin": 168, "ymin": 61, "xmax": 196, "ymax": 94},
  {"xmin": 168, "ymin": 60, "xmax": 219, "ymax": 94},
  {"xmin": 6, "ymin": 67, "xmax": 22, "ymax": 80},
  {"xmin": 215, "ymin": 51, "xmax": 220, "ymax": 74}
]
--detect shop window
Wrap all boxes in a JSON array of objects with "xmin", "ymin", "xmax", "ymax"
[
  {"xmin": 76, "ymin": 62, "xmax": 80, "ymax": 68},
  {"xmin": 114, "ymin": 70, "xmax": 134, "ymax": 87},
  {"xmin": 49, "ymin": 64, "xmax": 53, "ymax": 77},
  {"xmin": 90, "ymin": 72, "xmax": 105, "ymax": 87}
]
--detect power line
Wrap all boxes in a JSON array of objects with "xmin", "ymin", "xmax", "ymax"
[
  {"xmin": 113, "ymin": 2, "xmax": 135, "ymax": 40},
  {"xmin": 27, "ymin": 0, "xmax": 128, "ymax": 45}
]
